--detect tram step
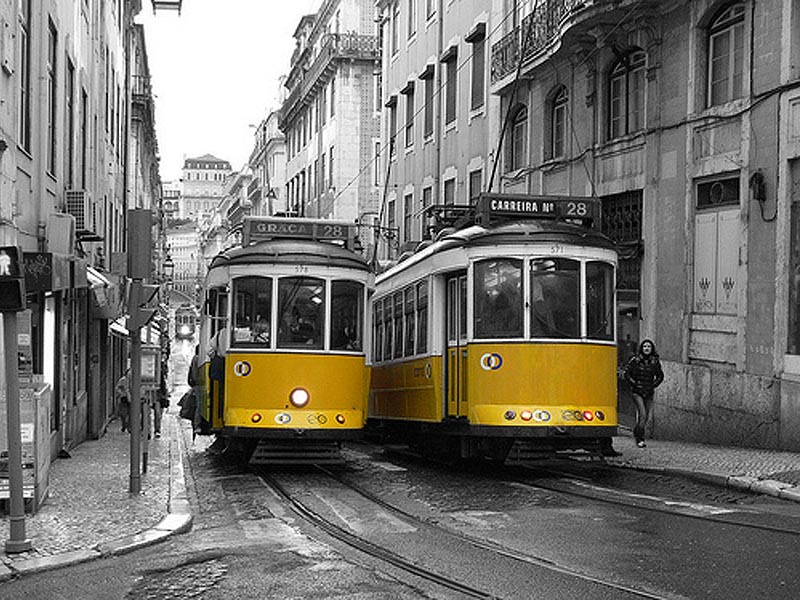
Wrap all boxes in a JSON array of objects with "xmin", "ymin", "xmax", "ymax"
[
  {"xmin": 505, "ymin": 440, "xmax": 603, "ymax": 465},
  {"xmin": 249, "ymin": 441, "xmax": 345, "ymax": 466}
]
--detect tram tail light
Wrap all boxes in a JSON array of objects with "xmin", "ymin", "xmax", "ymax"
[
  {"xmin": 289, "ymin": 387, "xmax": 310, "ymax": 407},
  {"xmin": 583, "ymin": 411, "xmax": 594, "ymax": 422}
]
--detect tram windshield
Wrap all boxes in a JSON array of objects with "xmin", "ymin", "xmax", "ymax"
[
  {"xmin": 474, "ymin": 258, "xmax": 523, "ymax": 339},
  {"xmin": 232, "ymin": 277, "xmax": 272, "ymax": 347},
  {"xmin": 530, "ymin": 258, "xmax": 579, "ymax": 339},
  {"xmin": 278, "ymin": 277, "xmax": 325, "ymax": 349}
]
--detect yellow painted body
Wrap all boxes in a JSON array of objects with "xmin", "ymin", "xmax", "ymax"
[
  {"xmin": 201, "ymin": 353, "xmax": 370, "ymax": 434},
  {"xmin": 371, "ymin": 343, "xmax": 617, "ymax": 428}
]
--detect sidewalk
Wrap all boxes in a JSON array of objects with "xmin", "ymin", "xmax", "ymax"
[
  {"xmin": 1, "ymin": 418, "xmax": 800, "ymax": 582},
  {"xmin": 0, "ymin": 401, "xmax": 192, "ymax": 582}
]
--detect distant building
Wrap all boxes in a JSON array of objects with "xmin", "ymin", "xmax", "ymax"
[
  {"xmin": 279, "ymin": 0, "xmax": 381, "ymax": 226},
  {"xmin": 181, "ymin": 154, "xmax": 232, "ymax": 221},
  {"xmin": 248, "ymin": 110, "xmax": 287, "ymax": 216}
]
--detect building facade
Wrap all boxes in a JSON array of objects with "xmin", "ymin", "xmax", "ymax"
[
  {"xmin": 279, "ymin": 0, "xmax": 381, "ymax": 228},
  {"xmin": 180, "ymin": 154, "xmax": 231, "ymax": 221},
  {"xmin": 0, "ymin": 0, "xmax": 161, "ymax": 456},
  {"xmin": 377, "ymin": 0, "xmax": 492, "ymax": 259},
  {"xmin": 488, "ymin": 0, "xmax": 800, "ymax": 450},
  {"xmin": 248, "ymin": 110, "xmax": 287, "ymax": 216}
]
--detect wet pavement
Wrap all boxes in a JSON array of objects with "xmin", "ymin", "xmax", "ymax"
[{"xmin": 0, "ymin": 408, "xmax": 799, "ymax": 582}]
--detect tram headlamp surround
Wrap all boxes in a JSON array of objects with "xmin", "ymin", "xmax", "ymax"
[
  {"xmin": 336, "ymin": 414, "xmax": 346, "ymax": 424},
  {"xmin": 290, "ymin": 387, "xmax": 310, "ymax": 407},
  {"xmin": 251, "ymin": 413, "xmax": 263, "ymax": 423},
  {"xmin": 504, "ymin": 410, "xmax": 516, "ymax": 421},
  {"xmin": 520, "ymin": 410, "xmax": 533, "ymax": 422}
]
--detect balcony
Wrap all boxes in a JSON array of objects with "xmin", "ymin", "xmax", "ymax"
[
  {"xmin": 491, "ymin": 0, "xmax": 591, "ymax": 84},
  {"xmin": 281, "ymin": 33, "xmax": 380, "ymax": 127}
]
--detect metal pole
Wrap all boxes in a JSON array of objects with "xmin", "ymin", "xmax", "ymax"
[
  {"xmin": 129, "ymin": 283, "xmax": 142, "ymax": 494},
  {"xmin": 3, "ymin": 312, "xmax": 32, "ymax": 553}
]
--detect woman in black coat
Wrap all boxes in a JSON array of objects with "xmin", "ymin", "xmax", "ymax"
[{"xmin": 624, "ymin": 339, "xmax": 664, "ymax": 447}]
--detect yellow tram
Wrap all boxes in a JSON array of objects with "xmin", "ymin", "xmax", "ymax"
[
  {"xmin": 198, "ymin": 217, "xmax": 373, "ymax": 463},
  {"xmin": 174, "ymin": 304, "xmax": 197, "ymax": 340},
  {"xmin": 369, "ymin": 194, "xmax": 618, "ymax": 461}
]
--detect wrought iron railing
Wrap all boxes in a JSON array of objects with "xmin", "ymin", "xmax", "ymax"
[{"xmin": 491, "ymin": 0, "xmax": 591, "ymax": 83}]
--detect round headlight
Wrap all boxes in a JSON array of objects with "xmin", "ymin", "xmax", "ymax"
[
  {"xmin": 251, "ymin": 413, "xmax": 262, "ymax": 423},
  {"xmin": 335, "ymin": 414, "xmax": 346, "ymax": 424},
  {"xmin": 289, "ymin": 387, "xmax": 310, "ymax": 407}
]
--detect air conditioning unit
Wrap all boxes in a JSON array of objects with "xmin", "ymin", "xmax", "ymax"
[{"xmin": 65, "ymin": 189, "xmax": 98, "ymax": 238}]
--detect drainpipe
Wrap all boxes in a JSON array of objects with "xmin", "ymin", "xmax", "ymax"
[{"xmin": 434, "ymin": 0, "xmax": 444, "ymax": 205}]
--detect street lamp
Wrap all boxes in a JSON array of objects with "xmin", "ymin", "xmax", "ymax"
[{"xmin": 162, "ymin": 255, "xmax": 174, "ymax": 282}]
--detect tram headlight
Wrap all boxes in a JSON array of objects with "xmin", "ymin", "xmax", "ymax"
[
  {"xmin": 335, "ymin": 414, "xmax": 346, "ymax": 424},
  {"xmin": 289, "ymin": 387, "xmax": 310, "ymax": 408},
  {"xmin": 520, "ymin": 410, "xmax": 533, "ymax": 422}
]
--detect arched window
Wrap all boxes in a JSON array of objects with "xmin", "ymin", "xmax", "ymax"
[
  {"xmin": 708, "ymin": 3, "xmax": 745, "ymax": 106},
  {"xmin": 506, "ymin": 104, "xmax": 527, "ymax": 171},
  {"xmin": 550, "ymin": 87, "xmax": 568, "ymax": 158},
  {"xmin": 608, "ymin": 50, "xmax": 645, "ymax": 140}
]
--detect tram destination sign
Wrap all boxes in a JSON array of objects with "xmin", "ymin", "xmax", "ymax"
[
  {"xmin": 243, "ymin": 217, "xmax": 356, "ymax": 247},
  {"xmin": 476, "ymin": 193, "xmax": 600, "ymax": 226}
]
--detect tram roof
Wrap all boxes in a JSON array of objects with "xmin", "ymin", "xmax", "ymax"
[
  {"xmin": 378, "ymin": 219, "xmax": 616, "ymax": 280},
  {"xmin": 209, "ymin": 238, "xmax": 370, "ymax": 272}
]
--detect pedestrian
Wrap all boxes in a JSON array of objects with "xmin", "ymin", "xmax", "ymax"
[
  {"xmin": 623, "ymin": 339, "xmax": 664, "ymax": 448},
  {"xmin": 152, "ymin": 361, "xmax": 169, "ymax": 438},
  {"xmin": 115, "ymin": 370, "xmax": 131, "ymax": 433}
]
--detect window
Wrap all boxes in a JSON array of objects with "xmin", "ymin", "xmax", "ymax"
[
  {"xmin": 383, "ymin": 296, "xmax": 393, "ymax": 359},
  {"xmin": 19, "ymin": 0, "xmax": 32, "ymax": 151},
  {"xmin": 389, "ymin": 100, "xmax": 398, "ymax": 158},
  {"xmin": 374, "ymin": 300, "xmax": 384, "ymax": 361},
  {"xmin": 404, "ymin": 286, "xmax": 415, "ymax": 355},
  {"xmin": 530, "ymin": 258, "xmax": 580, "ymax": 339},
  {"xmin": 407, "ymin": 0, "xmax": 416, "ymax": 39},
  {"xmin": 404, "ymin": 193, "xmax": 413, "ymax": 243},
  {"xmin": 330, "ymin": 77, "xmax": 335, "ymax": 117},
  {"xmin": 374, "ymin": 142, "xmax": 381, "ymax": 186},
  {"xmin": 66, "ymin": 58, "xmax": 76, "ymax": 188},
  {"xmin": 444, "ymin": 56, "xmax": 457, "ymax": 125},
  {"xmin": 391, "ymin": 2, "xmax": 400, "ymax": 55},
  {"xmin": 474, "ymin": 259, "xmax": 523, "ymax": 339},
  {"xmin": 331, "ymin": 281, "xmax": 363, "ymax": 351},
  {"xmin": 329, "ymin": 146, "xmax": 334, "ymax": 190},
  {"xmin": 469, "ymin": 169, "xmax": 482, "ymax": 203},
  {"xmin": 550, "ymin": 86, "xmax": 568, "ymax": 158},
  {"xmin": 387, "ymin": 197, "xmax": 396, "ymax": 242},
  {"xmin": 421, "ymin": 186, "xmax": 432, "ymax": 238},
  {"xmin": 708, "ymin": 3, "xmax": 745, "ymax": 107},
  {"xmin": 416, "ymin": 281, "xmax": 428, "ymax": 353},
  {"xmin": 405, "ymin": 88, "xmax": 415, "ymax": 147},
  {"xmin": 470, "ymin": 38, "xmax": 485, "ymax": 111},
  {"xmin": 46, "ymin": 21, "xmax": 58, "ymax": 174},
  {"xmin": 586, "ymin": 262, "xmax": 615, "ymax": 341},
  {"xmin": 80, "ymin": 89, "xmax": 88, "ymax": 187},
  {"xmin": 608, "ymin": 51, "xmax": 645, "ymax": 139},
  {"xmin": 277, "ymin": 277, "xmax": 325, "ymax": 349},
  {"xmin": 393, "ymin": 293, "xmax": 403, "ymax": 358},
  {"xmin": 232, "ymin": 277, "xmax": 273, "ymax": 348},
  {"xmin": 426, "ymin": 0, "xmax": 435, "ymax": 19},
  {"xmin": 694, "ymin": 175, "xmax": 740, "ymax": 314},
  {"xmin": 423, "ymin": 74, "xmax": 434, "ymax": 138},
  {"xmin": 506, "ymin": 104, "xmax": 527, "ymax": 171},
  {"xmin": 444, "ymin": 178, "xmax": 456, "ymax": 205}
]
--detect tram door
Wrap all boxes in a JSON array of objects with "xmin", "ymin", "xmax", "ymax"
[{"xmin": 446, "ymin": 273, "xmax": 468, "ymax": 418}]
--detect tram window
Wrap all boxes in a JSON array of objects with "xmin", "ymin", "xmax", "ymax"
[
  {"xmin": 374, "ymin": 300, "xmax": 384, "ymax": 362},
  {"xmin": 331, "ymin": 280, "xmax": 364, "ymax": 351},
  {"xmin": 416, "ymin": 281, "xmax": 428, "ymax": 354},
  {"xmin": 404, "ymin": 286, "xmax": 415, "ymax": 356},
  {"xmin": 474, "ymin": 259, "xmax": 523, "ymax": 339},
  {"xmin": 277, "ymin": 277, "xmax": 325, "ymax": 349},
  {"xmin": 586, "ymin": 261, "xmax": 615, "ymax": 341},
  {"xmin": 530, "ymin": 258, "xmax": 579, "ymax": 339},
  {"xmin": 383, "ymin": 296, "xmax": 393, "ymax": 359},
  {"xmin": 393, "ymin": 292, "xmax": 403, "ymax": 359},
  {"xmin": 232, "ymin": 277, "xmax": 272, "ymax": 347},
  {"xmin": 210, "ymin": 289, "xmax": 229, "ymax": 353}
]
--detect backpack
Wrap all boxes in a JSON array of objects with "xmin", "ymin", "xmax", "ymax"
[{"xmin": 178, "ymin": 389, "xmax": 196, "ymax": 421}]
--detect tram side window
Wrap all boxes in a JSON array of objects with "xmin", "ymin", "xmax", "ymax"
[
  {"xmin": 232, "ymin": 277, "xmax": 272, "ymax": 347},
  {"xmin": 416, "ymin": 281, "xmax": 428, "ymax": 354},
  {"xmin": 474, "ymin": 259, "xmax": 523, "ymax": 339},
  {"xmin": 331, "ymin": 280, "xmax": 364, "ymax": 351},
  {"xmin": 277, "ymin": 277, "xmax": 325, "ymax": 349},
  {"xmin": 586, "ymin": 261, "xmax": 615, "ymax": 341},
  {"xmin": 383, "ymin": 296, "xmax": 393, "ymax": 359},
  {"xmin": 404, "ymin": 286, "xmax": 415, "ymax": 356},
  {"xmin": 374, "ymin": 300, "xmax": 384, "ymax": 362},
  {"xmin": 530, "ymin": 258, "xmax": 580, "ymax": 339},
  {"xmin": 208, "ymin": 288, "xmax": 229, "ymax": 354},
  {"xmin": 393, "ymin": 292, "xmax": 403, "ymax": 359}
]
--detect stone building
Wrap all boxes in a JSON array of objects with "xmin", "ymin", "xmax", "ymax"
[
  {"xmin": 279, "ymin": 0, "xmax": 381, "ymax": 228},
  {"xmin": 248, "ymin": 110, "xmax": 287, "ymax": 216},
  {"xmin": 0, "ymin": 0, "xmax": 161, "ymax": 454},
  {"xmin": 376, "ymin": 0, "xmax": 492, "ymax": 259},
  {"xmin": 488, "ymin": 0, "xmax": 800, "ymax": 450},
  {"xmin": 180, "ymin": 154, "xmax": 231, "ymax": 221}
]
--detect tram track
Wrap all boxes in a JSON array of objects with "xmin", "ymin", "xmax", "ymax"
[{"xmin": 258, "ymin": 465, "xmax": 681, "ymax": 600}]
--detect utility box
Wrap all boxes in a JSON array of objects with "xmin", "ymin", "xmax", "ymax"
[{"xmin": 0, "ymin": 383, "xmax": 51, "ymax": 512}]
